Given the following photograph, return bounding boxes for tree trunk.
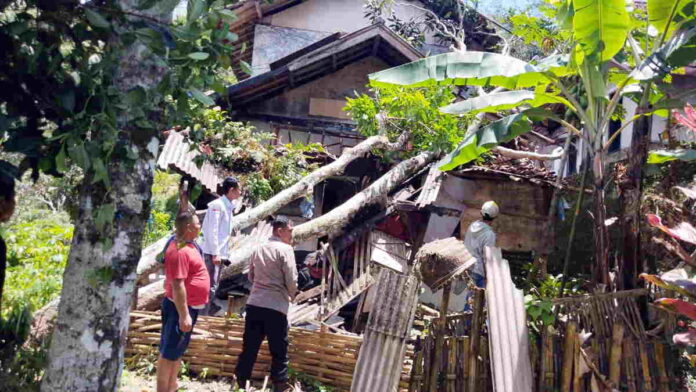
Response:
[222,150,439,276]
[41,3,172,391]
[592,150,611,289]
[619,111,652,290]
[135,279,165,311]
[230,130,411,233]
[293,150,438,242]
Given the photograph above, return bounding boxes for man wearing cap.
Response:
[463,200,499,288]
[200,177,241,315]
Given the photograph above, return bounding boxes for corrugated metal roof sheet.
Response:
[351,269,419,392]
[484,246,533,392]
[157,131,222,193]
[416,165,445,208]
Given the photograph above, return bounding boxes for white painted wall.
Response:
[267,0,439,44]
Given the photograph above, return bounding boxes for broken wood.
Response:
[609,323,624,385]
[467,288,484,392]
[231,130,412,234]
[429,282,452,392]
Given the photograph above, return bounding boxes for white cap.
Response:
[481,201,499,219]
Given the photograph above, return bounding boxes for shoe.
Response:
[233,377,248,391]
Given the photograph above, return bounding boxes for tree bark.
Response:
[41,3,172,391]
[222,150,439,277]
[619,111,652,290]
[494,145,564,161]
[230,130,411,233]
[292,150,439,243]
[135,278,165,311]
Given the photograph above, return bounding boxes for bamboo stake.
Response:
[408,349,424,392]
[654,343,669,392]
[429,283,452,392]
[480,337,488,392]
[539,326,554,392]
[639,341,653,391]
[623,341,636,392]
[561,322,577,392]
[447,338,456,392]
[573,332,582,392]
[467,289,484,392]
[423,335,433,391]
[460,337,470,392]
[609,323,625,386]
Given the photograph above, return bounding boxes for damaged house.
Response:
[126,1,689,391]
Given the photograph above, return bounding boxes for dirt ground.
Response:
[120,370,235,392]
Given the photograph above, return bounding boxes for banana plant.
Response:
[368,0,695,287]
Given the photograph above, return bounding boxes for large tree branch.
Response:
[229,130,411,233]
[494,146,565,161]
[292,150,440,243]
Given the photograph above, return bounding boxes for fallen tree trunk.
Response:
[494,146,564,161]
[293,150,439,243]
[230,130,411,233]
[135,235,170,285]
[135,279,165,311]
[222,150,439,277]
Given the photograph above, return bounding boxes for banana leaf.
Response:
[438,113,532,171]
[648,0,692,40]
[440,91,573,115]
[647,149,696,163]
[640,272,696,300]
[572,0,631,62]
[647,213,696,245]
[368,51,553,90]
[633,25,696,81]
[653,298,696,321]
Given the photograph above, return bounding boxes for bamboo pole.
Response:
[609,323,625,386]
[429,283,452,392]
[654,343,669,392]
[423,335,433,391]
[561,322,577,392]
[623,340,636,392]
[409,349,424,392]
[539,326,554,392]
[447,338,457,392]
[572,332,582,392]
[460,337,470,392]
[467,289,484,392]
[639,341,653,391]
[480,336,488,392]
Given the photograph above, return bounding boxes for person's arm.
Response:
[171,279,192,332]
[202,204,222,265]
[282,247,298,301]
[248,249,255,284]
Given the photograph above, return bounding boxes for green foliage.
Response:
[345,85,470,155]
[3,219,72,317]
[523,274,585,333]
[187,108,324,204]
[0,0,242,236]
[288,368,334,392]
[0,304,47,392]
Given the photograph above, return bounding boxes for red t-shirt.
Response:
[164,241,210,307]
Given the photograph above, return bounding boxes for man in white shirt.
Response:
[200,177,241,315]
[464,200,499,288]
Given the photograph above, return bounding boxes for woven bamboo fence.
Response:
[125,311,413,391]
[529,289,673,392]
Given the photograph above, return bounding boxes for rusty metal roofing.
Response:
[484,246,533,392]
[157,131,222,193]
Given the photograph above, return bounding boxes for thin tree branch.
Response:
[494,145,564,161]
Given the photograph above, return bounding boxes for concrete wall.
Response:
[266,0,439,44]
[251,24,332,75]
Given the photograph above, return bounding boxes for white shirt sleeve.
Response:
[202,202,222,256]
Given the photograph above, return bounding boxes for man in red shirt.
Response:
[156,211,209,392]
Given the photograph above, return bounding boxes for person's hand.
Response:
[212,256,221,266]
[179,313,193,332]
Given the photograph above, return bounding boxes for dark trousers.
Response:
[202,254,224,315]
[235,305,289,383]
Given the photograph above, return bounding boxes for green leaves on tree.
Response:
[84,8,111,30]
